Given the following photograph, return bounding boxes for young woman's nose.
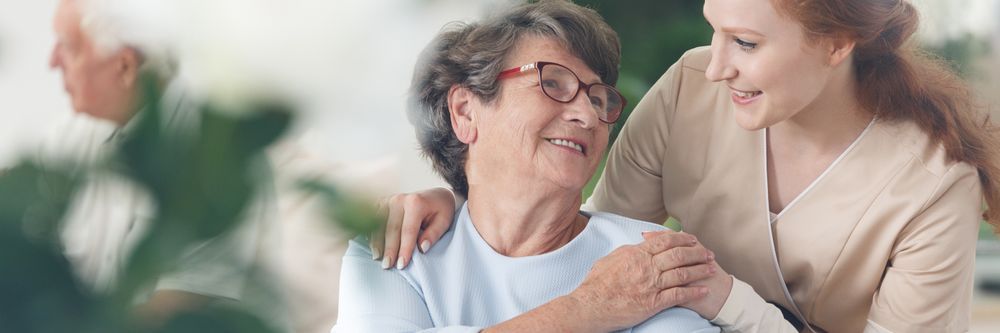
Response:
[705,34,738,82]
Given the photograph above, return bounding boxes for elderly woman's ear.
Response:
[447,85,478,144]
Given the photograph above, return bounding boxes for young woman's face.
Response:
[703,0,838,130]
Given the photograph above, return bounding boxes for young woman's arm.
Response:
[865,164,981,332]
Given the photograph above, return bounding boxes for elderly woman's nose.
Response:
[562,92,599,128]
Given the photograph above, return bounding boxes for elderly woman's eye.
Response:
[590,95,606,108]
[541,79,562,89]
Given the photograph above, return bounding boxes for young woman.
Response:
[378,0,1000,331]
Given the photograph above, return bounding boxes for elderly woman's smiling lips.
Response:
[544,136,588,156]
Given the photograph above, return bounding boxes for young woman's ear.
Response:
[826,36,856,67]
[117,47,141,88]
[447,85,478,144]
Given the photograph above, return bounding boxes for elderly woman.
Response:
[332,1,719,332]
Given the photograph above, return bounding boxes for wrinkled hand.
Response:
[568,231,716,331]
[639,232,733,319]
[372,187,457,270]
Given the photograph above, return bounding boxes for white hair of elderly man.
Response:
[72,0,177,76]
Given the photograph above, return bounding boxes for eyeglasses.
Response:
[496,61,626,124]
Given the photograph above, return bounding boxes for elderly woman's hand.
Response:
[566,231,716,331]
[372,187,457,269]
[641,231,733,319]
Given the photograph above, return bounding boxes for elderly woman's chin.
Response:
[537,138,608,193]
[536,154,602,194]
[546,172,593,194]
[509,140,604,194]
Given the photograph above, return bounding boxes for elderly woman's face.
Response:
[464,35,610,193]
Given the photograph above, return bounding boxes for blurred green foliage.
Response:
[149,306,277,333]
[115,77,292,302]
[0,62,389,330]
[982,222,998,241]
[0,72,288,332]
[578,0,711,141]
[925,33,993,78]
[0,163,106,332]
[581,0,710,199]
[0,162,79,245]
[299,179,384,236]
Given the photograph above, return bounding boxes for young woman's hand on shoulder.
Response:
[373,187,457,269]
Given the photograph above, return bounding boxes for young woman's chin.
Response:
[734,107,769,131]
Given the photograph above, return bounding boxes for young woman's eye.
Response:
[734,37,757,52]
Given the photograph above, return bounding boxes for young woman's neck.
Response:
[770,65,873,154]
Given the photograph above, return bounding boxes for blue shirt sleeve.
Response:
[331,239,482,333]
[630,308,721,333]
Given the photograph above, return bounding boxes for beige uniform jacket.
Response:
[589,47,982,333]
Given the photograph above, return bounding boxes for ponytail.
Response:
[775,0,1000,232]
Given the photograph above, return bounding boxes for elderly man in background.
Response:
[47,0,270,325]
[49,0,149,126]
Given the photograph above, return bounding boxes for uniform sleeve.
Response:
[867,164,981,333]
[332,238,480,333]
[585,60,684,223]
[710,278,798,333]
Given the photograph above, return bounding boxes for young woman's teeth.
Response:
[549,139,583,153]
[734,90,761,98]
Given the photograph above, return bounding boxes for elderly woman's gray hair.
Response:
[407,0,621,197]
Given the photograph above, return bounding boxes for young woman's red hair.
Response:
[774,0,1000,231]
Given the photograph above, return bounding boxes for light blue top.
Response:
[333,203,720,333]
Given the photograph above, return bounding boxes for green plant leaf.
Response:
[147,305,278,333]
[298,179,384,237]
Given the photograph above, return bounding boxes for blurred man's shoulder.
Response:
[37,114,118,164]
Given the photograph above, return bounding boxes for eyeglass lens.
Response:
[539,63,623,123]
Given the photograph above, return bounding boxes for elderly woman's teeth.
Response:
[548,139,583,153]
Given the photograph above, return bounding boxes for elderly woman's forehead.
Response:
[506,35,601,81]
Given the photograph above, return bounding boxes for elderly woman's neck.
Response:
[466,187,588,257]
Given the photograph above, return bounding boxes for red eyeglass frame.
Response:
[496,61,626,124]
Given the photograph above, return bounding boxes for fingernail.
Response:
[382,257,392,270]
[396,257,406,270]
[420,240,431,253]
[371,247,381,260]
[707,251,715,261]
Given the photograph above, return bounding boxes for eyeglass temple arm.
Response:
[497,63,537,79]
